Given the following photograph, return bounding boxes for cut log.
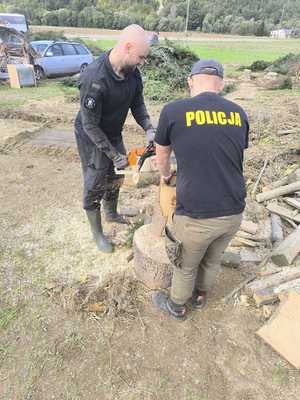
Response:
[256,181,300,203]
[253,278,300,307]
[240,220,258,235]
[277,129,299,136]
[266,203,300,224]
[236,230,264,242]
[270,168,300,189]
[230,237,259,247]
[274,277,300,294]
[133,223,172,289]
[132,171,160,188]
[240,249,262,264]
[271,226,300,266]
[246,266,300,294]
[270,213,284,244]
[283,197,300,211]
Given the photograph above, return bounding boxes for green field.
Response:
[85,37,300,65]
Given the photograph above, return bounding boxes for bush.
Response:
[142,39,198,101]
[266,53,300,75]
[248,60,271,71]
[220,82,237,96]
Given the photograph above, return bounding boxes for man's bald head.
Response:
[118,24,148,45]
[113,24,150,74]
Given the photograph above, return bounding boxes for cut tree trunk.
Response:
[133,223,172,289]
[271,226,300,266]
[256,181,300,203]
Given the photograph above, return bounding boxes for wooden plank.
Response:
[246,267,300,293]
[283,197,300,211]
[257,291,300,369]
[236,230,264,242]
[230,237,259,248]
[256,181,300,203]
[240,220,258,235]
[266,203,300,224]
[271,226,300,266]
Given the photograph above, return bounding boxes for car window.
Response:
[74,44,89,55]
[46,44,63,57]
[35,44,49,54]
[61,43,77,56]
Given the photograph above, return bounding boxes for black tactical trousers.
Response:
[75,129,125,211]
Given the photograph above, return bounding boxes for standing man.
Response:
[75,25,155,253]
[153,59,249,320]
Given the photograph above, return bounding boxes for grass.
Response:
[85,37,300,65]
[0,306,19,330]
[0,79,77,110]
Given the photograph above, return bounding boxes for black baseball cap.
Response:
[190,59,224,79]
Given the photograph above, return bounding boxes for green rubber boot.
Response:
[86,209,113,253]
[103,194,127,224]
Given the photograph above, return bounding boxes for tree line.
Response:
[0,0,299,35]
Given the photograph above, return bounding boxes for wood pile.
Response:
[241,167,300,308]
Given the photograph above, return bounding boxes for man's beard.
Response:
[121,64,137,75]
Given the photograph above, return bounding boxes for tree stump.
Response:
[133,223,173,289]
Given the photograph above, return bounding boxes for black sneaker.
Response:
[152,292,186,321]
[190,290,207,310]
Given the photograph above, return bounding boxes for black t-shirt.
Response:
[155,92,249,219]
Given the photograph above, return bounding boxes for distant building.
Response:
[270,28,292,39]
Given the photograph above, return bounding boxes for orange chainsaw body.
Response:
[127,146,146,167]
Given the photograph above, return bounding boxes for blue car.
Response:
[30,40,94,79]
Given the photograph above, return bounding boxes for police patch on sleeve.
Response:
[84,96,97,110]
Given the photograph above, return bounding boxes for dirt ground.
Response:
[0,74,300,400]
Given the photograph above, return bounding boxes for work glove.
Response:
[112,153,129,170]
[146,127,156,143]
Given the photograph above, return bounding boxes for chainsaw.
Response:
[115,142,156,174]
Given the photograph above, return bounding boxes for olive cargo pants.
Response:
[170,213,243,305]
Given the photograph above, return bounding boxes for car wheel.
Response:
[34,66,45,81]
[80,63,88,73]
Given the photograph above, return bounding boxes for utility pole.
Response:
[185,0,190,34]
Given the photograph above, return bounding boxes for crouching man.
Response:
[153,59,249,320]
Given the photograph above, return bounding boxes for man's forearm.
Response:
[155,144,172,177]
[81,113,118,160]
[131,103,153,131]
